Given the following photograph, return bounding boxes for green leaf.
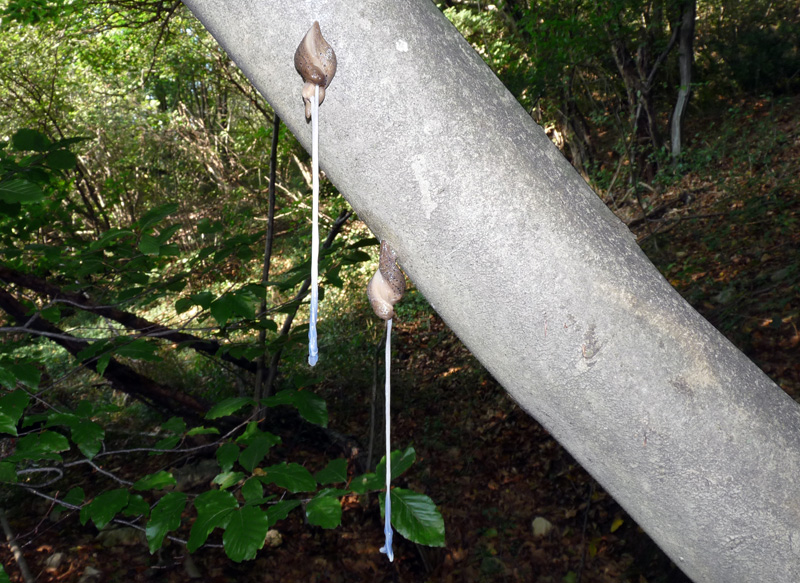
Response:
[70,419,104,460]
[213,471,245,490]
[12,430,69,462]
[11,129,50,152]
[216,442,240,472]
[115,339,159,361]
[340,250,372,265]
[155,223,181,245]
[238,433,280,473]
[138,234,160,256]
[133,471,177,491]
[0,462,17,483]
[91,228,134,250]
[191,291,214,309]
[376,447,416,482]
[210,295,234,326]
[80,489,129,530]
[186,426,219,437]
[59,487,85,509]
[241,478,263,502]
[138,203,179,231]
[188,489,238,552]
[610,517,624,533]
[0,179,44,204]
[0,563,10,583]
[349,471,381,495]
[235,422,260,445]
[40,304,61,323]
[0,389,29,435]
[260,462,316,493]
[206,397,253,420]
[124,494,150,517]
[76,339,111,362]
[0,367,16,391]
[7,364,40,389]
[146,492,187,553]
[152,435,180,451]
[314,458,348,485]
[262,389,327,427]
[384,488,445,547]
[230,290,256,320]
[197,218,223,235]
[174,296,191,314]
[96,353,112,377]
[265,500,300,527]
[160,417,186,434]
[291,373,322,390]
[222,506,270,562]
[45,148,76,170]
[306,494,342,529]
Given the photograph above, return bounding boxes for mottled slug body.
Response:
[367,242,406,320]
[294,21,337,119]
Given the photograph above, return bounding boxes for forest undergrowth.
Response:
[1,94,798,583]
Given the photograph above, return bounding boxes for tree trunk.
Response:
[180,2,800,582]
[671,0,697,162]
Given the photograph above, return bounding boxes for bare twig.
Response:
[0,507,35,583]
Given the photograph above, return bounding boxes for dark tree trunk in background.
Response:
[671,0,696,162]
[181,2,800,582]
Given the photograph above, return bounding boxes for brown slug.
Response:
[367,242,406,321]
[294,21,337,119]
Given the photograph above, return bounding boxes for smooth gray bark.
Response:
[181,2,800,581]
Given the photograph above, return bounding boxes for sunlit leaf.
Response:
[133,471,177,491]
[213,471,245,490]
[383,488,445,547]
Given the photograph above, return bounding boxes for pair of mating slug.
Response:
[295,22,406,562]
[294,22,405,317]
[294,22,405,346]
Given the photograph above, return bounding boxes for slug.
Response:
[367,242,406,321]
[294,21,337,119]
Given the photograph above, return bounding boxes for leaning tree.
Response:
[181,2,800,582]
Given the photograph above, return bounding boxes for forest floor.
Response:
[1,95,798,582]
